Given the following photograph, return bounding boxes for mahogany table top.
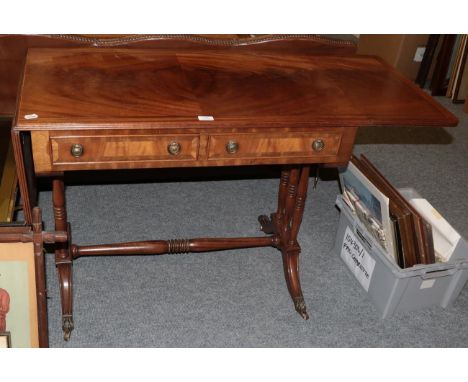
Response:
[14,48,458,131]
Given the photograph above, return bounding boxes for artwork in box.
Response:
[0,243,39,347]
[339,162,397,263]
[408,198,461,262]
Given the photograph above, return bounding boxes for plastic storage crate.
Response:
[334,189,468,318]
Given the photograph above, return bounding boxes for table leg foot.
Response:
[282,248,309,320]
[57,260,74,340]
[293,296,309,320]
[62,315,74,341]
[53,178,75,341]
[258,214,275,234]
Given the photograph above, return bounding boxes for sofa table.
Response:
[11,44,457,344]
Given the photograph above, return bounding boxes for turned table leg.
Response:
[259,165,310,320]
[52,178,74,340]
[283,165,310,320]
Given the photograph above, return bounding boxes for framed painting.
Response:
[0,242,39,347]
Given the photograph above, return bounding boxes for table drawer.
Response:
[207,132,342,160]
[50,134,199,165]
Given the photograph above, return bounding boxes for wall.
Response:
[357,34,429,80]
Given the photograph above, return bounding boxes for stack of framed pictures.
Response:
[339,155,436,268]
[417,34,468,104]
[339,157,395,259]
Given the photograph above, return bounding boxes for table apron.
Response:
[30,127,358,173]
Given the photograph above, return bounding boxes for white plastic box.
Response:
[334,189,468,318]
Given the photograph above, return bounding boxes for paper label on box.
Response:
[341,226,376,292]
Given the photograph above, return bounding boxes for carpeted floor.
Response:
[37,96,468,347]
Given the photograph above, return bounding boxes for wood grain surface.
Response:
[0,34,357,117]
[14,48,458,131]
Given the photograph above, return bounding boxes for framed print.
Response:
[339,161,397,263]
[0,242,39,347]
[0,332,12,348]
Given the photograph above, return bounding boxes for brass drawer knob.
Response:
[167,141,181,156]
[312,139,325,152]
[225,140,239,154]
[70,143,84,158]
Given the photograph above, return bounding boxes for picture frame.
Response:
[0,241,39,347]
[339,161,397,263]
[0,331,12,348]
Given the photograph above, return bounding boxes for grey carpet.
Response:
[37,96,468,347]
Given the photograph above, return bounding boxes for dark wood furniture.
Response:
[0,34,357,230]
[12,39,457,344]
[0,34,357,118]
